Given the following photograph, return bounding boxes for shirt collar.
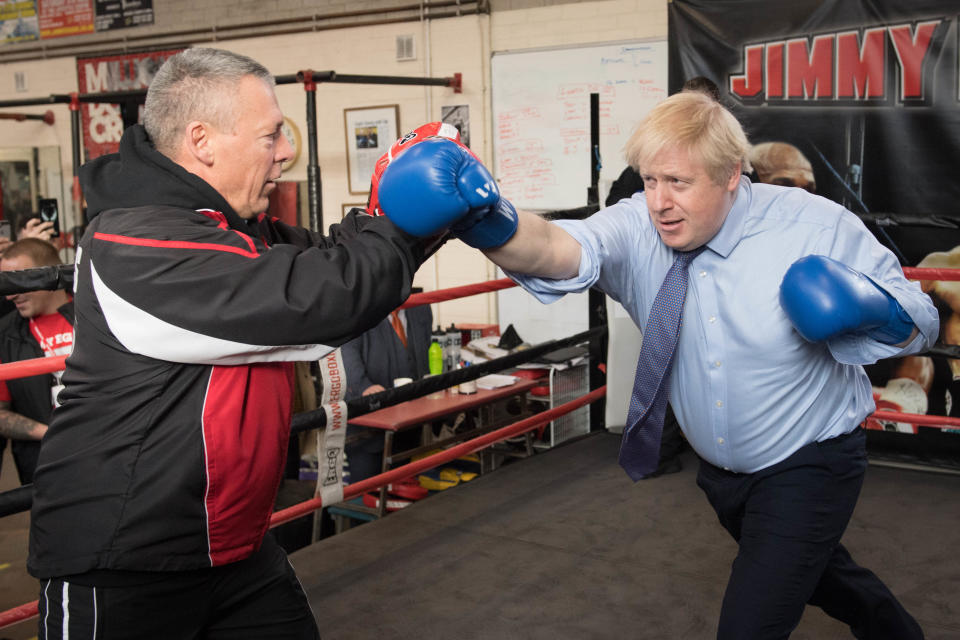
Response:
[705,175,752,259]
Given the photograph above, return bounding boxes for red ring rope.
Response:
[0,601,38,628]
[902,267,960,281]
[270,385,606,527]
[398,277,516,308]
[0,277,518,382]
[0,355,66,382]
[0,266,953,383]
[869,409,960,428]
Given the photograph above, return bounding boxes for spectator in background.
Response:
[749,141,817,193]
[0,215,63,318]
[17,214,58,243]
[331,119,461,484]
[341,302,433,481]
[0,238,73,483]
[0,214,59,256]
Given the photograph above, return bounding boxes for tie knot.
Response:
[675,245,706,267]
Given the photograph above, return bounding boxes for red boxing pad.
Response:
[366,121,475,215]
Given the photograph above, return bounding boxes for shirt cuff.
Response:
[504,220,600,303]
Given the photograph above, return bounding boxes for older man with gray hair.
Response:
[28,47,429,639]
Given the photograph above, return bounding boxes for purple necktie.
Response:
[619,246,705,481]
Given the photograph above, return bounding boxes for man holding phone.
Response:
[36,199,60,238]
[0,212,59,256]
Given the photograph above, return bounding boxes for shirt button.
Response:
[716,400,723,408]
[699,270,707,277]
[714,361,722,367]
[717,437,725,444]
[709,316,717,323]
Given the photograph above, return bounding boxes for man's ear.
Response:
[725,161,742,192]
[184,120,215,167]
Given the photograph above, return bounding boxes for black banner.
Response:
[670,1,960,465]
[94,0,154,32]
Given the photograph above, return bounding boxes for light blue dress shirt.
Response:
[508,177,939,473]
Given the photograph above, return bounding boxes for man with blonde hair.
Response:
[375,90,935,638]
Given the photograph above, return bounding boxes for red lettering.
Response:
[889,20,941,100]
[836,28,885,99]
[765,42,784,99]
[787,35,834,99]
[330,405,343,429]
[730,44,764,98]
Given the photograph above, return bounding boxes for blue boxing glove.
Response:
[779,255,915,344]
[376,137,518,249]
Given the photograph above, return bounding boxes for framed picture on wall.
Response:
[341,202,366,218]
[344,104,399,194]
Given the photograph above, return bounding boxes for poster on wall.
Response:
[441,105,470,148]
[343,105,399,194]
[39,0,94,38]
[669,0,960,462]
[94,0,152,31]
[0,0,39,44]
[76,48,181,161]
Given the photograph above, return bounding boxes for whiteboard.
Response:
[492,40,667,212]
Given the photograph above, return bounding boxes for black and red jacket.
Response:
[28,125,426,578]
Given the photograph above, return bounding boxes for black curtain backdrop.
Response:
[670,0,960,464]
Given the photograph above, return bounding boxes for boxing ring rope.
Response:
[398,277,516,308]
[0,355,66,382]
[1,264,960,417]
[0,324,604,523]
[869,411,960,429]
[0,277,520,384]
[273,387,606,527]
[902,267,960,281]
[0,263,953,301]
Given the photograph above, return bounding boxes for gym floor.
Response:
[0,434,957,639]
[292,431,960,639]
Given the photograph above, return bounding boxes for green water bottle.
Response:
[428,339,443,375]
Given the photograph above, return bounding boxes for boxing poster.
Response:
[75,48,181,161]
[0,0,39,44]
[38,0,94,38]
[669,0,960,463]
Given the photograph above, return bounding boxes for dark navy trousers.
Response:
[696,428,923,640]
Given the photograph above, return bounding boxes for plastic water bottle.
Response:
[428,339,443,376]
[446,324,461,373]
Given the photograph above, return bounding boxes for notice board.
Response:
[491,40,667,212]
